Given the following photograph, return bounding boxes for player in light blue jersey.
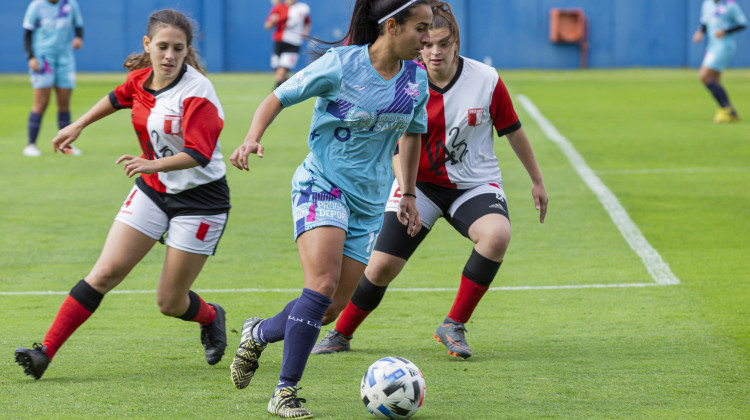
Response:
[22,0,84,157]
[693,0,747,123]
[229,0,431,417]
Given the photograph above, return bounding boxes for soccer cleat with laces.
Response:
[15,343,50,379]
[230,317,266,389]
[200,303,227,365]
[310,329,352,354]
[267,386,313,419]
[434,318,472,359]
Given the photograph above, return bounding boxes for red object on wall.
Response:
[550,8,589,68]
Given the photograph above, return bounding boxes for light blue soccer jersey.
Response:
[22,0,83,55]
[701,0,747,50]
[274,45,429,218]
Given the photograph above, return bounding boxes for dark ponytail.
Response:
[313,0,429,52]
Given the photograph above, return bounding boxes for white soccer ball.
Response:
[360,357,426,419]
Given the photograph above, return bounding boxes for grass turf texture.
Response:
[0,69,748,418]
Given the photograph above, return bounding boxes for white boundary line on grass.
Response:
[0,97,681,297]
[516,94,680,286]
[0,283,662,296]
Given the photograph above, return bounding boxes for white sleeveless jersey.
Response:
[109,64,226,194]
[417,57,520,189]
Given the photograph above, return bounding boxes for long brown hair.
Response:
[428,0,460,57]
[123,9,205,74]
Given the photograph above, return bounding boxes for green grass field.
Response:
[0,69,748,419]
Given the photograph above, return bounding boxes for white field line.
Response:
[0,283,662,296]
[516,94,680,286]
[0,97,681,297]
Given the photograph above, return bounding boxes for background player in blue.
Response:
[22,0,84,157]
[693,0,747,123]
[228,0,431,417]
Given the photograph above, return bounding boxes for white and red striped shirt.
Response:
[417,57,520,189]
[109,64,226,194]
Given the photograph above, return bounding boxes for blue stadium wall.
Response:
[2,0,749,73]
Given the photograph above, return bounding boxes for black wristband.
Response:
[402,193,416,198]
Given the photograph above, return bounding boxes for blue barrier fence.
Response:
[2,0,748,73]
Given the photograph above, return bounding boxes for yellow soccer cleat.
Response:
[714,107,739,123]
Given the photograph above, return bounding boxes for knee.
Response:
[364,259,399,287]
[156,296,183,317]
[86,264,128,292]
[700,72,717,86]
[475,228,511,261]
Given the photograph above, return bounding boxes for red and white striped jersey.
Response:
[417,57,520,189]
[109,64,226,194]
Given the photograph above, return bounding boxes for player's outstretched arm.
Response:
[506,127,548,223]
[230,93,284,171]
[51,95,117,154]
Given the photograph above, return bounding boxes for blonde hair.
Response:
[123,9,205,74]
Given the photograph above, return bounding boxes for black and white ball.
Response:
[361,357,426,419]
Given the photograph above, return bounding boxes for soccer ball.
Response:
[361,357,426,419]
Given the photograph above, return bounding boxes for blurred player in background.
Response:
[264,0,289,88]
[15,9,229,380]
[228,0,431,417]
[267,0,311,88]
[22,0,84,157]
[693,0,747,123]
[312,0,548,360]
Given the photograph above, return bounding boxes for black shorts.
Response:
[374,181,509,260]
[273,41,301,56]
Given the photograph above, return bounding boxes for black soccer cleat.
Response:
[15,343,50,380]
[200,303,227,365]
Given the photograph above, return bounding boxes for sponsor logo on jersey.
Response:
[468,108,484,126]
[346,107,379,131]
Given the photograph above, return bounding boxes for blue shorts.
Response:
[702,44,735,72]
[291,164,383,264]
[30,51,76,89]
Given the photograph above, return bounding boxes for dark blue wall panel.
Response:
[2,0,749,73]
